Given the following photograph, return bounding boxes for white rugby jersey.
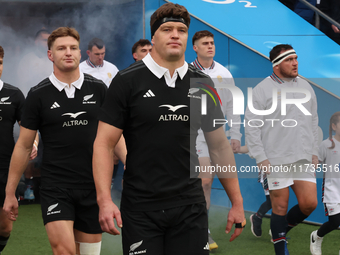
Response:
[79,59,118,87]
[319,138,340,203]
[191,59,242,143]
[245,73,318,165]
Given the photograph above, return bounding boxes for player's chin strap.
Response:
[235,219,246,228]
[272,49,297,67]
[76,241,102,255]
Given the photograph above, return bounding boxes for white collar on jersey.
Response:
[0,79,3,91]
[143,53,188,88]
[49,71,84,98]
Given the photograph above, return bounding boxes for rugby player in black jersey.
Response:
[0,45,35,254]
[93,3,245,255]
[3,28,125,255]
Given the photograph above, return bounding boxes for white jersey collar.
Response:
[49,71,84,98]
[0,80,3,91]
[143,53,188,88]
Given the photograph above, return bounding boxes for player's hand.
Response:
[312,155,318,169]
[3,195,19,221]
[231,139,241,153]
[225,203,245,242]
[29,144,38,160]
[332,24,340,33]
[98,200,122,235]
[257,159,271,174]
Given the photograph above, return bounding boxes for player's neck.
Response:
[53,67,80,86]
[151,51,185,78]
[197,56,213,69]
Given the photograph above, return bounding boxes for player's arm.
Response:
[204,126,245,242]
[244,87,270,172]
[93,121,124,235]
[30,132,39,160]
[311,88,319,167]
[17,121,39,160]
[114,135,127,165]
[223,86,242,153]
[4,126,37,221]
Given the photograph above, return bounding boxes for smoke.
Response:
[0,0,143,95]
[0,0,143,139]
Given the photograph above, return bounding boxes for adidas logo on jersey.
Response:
[143,89,155,98]
[203,242,209,250]
[47,203,61,216]
[0,96,11,104]
[50,102,60,109]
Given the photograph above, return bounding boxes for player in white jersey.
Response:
[245,44,319,255]
[79,38,119,87]
[310,112,340,255]
[191,30,242,250]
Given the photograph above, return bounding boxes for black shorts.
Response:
[121,203,209,255]
[40,187,102,234]
[0,172,8,206]
[0,184,5,207]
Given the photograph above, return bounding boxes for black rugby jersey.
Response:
[0,83,25,172]
[100,61,223,211]
[21,74,107,189]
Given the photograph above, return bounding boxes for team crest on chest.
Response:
[0,96,11,104]
[83,94,96,104]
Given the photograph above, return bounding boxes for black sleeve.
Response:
[99,73,130,129]
[15,88,25,123]
[20,88,41,131]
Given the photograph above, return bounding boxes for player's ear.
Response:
[193,44,197,52]
[132,53,137,61]
[47,50,53,62]
[86,50,91,57]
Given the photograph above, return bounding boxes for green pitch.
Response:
[3,204,339,254]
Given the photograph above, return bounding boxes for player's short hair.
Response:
[131,39,151,54]
[47,27,80,50]
[269,44,293,62]
[35,29,50,40]
[88,38,105,51]
[192,30,214,45]
[0,45,4,58]
[150,3,190,35]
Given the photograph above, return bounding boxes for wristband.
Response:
[235,219,246,228]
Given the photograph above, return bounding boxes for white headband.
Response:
[272,49,297,67]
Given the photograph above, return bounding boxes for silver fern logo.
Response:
[83,94,96,104]
[83,94,94,101]
[1,97,9,102]
[48,203,58,212]
[0,96,11,104]
[129,240,143,252]
[47,203,61,215]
